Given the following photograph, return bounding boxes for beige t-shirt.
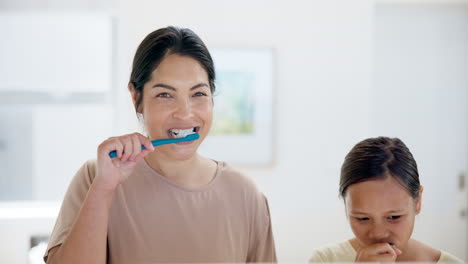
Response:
[44,159,276,263]
[309,240,464,263]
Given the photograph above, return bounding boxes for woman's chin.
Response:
[165,147,199,161]
[146,140,201,161]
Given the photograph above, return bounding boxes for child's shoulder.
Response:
[309,239,356,263]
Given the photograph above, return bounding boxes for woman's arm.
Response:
[46,133,154,264]
[47,184,114,264]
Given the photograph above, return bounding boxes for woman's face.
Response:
[344,176,422,251]
[134,53,213,161]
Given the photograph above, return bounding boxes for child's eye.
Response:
[388,215,401,220]
[156,93,171,98]
[356,217,369,221]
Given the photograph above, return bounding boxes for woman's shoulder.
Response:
[217,161,256,185]
[309,240,356,263]
[80,159,98,181]
[215,161,263,195]
[67,159,98,189]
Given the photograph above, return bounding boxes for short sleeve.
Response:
[308,240,357,262]
[247,194,277,263]
[439,251,464,263]
[309,250,327,263]
[43,160,97,262]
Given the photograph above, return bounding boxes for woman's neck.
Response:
[144,152,217,188]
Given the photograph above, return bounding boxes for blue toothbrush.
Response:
[108,133,200,158]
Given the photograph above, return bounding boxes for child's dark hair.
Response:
[340,137,421,199]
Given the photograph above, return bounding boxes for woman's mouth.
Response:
[168,127,199,138]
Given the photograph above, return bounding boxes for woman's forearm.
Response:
[48,184,114,264]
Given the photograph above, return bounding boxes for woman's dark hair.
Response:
[339,137,421,199]
[129,26,215,112]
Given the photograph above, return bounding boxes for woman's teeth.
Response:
[169,128,196,138]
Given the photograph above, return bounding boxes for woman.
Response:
[44,26,276,264]
[309,137,463,262]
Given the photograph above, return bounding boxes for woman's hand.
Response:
[94,133,154,193]
[355,243,402,262]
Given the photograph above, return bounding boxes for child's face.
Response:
[345,176,421,252]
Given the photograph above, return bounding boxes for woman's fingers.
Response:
[98,137,123,160]
[94,132,155,193]
[98,133,154,165]
[119,135,133,162]
[137,133,155,152]
[129,133,142,161]
[133,149,151,163]
[132,134,154,162]
[111,133,154,162]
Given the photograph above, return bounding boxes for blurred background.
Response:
[0,0,467,263]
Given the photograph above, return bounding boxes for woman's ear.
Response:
[128,83,140,112]
[416,186,424,214]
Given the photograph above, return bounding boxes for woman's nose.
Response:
[172,99,193,119]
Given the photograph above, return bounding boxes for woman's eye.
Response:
[156,93,171,98]
[193,92,208,97]
[388,215,401,220]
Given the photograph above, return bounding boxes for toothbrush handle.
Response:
[108,133,200,158]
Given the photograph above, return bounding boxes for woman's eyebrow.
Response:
[151,83,209,90]
[152,83,175,90]
[190,83,209,90]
